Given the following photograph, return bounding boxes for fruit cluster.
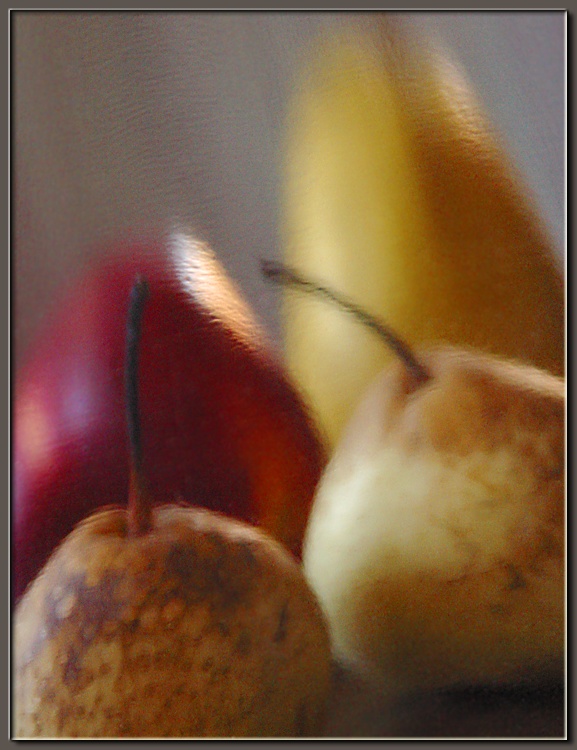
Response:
[14,238,332,738]
[13,21,564,739]
[14,233,326,603]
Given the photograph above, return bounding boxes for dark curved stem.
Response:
[261,260,431,386]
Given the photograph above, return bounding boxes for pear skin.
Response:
[15,506,332,738]
[303,346,564,694]
[282,19,564,446]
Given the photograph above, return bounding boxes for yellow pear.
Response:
[266,263,565,695]
[282,18,564,447]
[303,345,565,694]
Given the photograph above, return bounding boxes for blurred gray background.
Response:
[13,11,565,367]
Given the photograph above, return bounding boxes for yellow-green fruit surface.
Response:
[282,21,564,446]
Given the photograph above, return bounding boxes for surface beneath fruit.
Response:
[323,662,564,738]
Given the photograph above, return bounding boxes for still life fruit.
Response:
[14,277,332,738]
[13,231,326,604]
[13,17,565,739]
[268,265,564,694]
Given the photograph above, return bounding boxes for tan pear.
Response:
[14,505,332,738]
[265,263,565,694]
[303,345,564,693]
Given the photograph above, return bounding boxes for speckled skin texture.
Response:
[303,347,565,693]
[14,507,332,738]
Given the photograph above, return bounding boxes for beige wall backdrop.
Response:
[13,12,565,367]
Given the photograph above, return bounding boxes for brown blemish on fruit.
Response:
[26,568,134,691]
[129,652,153,672]
[274,602,289,643]
[294,700,309,736]
[120,603,140,625]
[63,647,81,685]
[504,563,526,591]
[164,543,198,582]
[235,539,258,569]
[77,572,124,629]
[57,702,73,734]
[153,649,181,668]
[163,538,249,612]
[142,682,157,697]
[235,631,251,655]
[161,598,185,625]
[406,348,565,461]
[540,463,563,481]
[126,617,140,634]
[138,606,159,630]
[203,656,216,672]
[103,706,115,720]
[536,531,563,560]
[101,619,119,637]
[194,716,206,735]
[74,667,97,691]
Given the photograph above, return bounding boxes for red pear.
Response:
[14,230,326,603]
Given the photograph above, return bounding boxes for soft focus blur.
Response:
[13,12,565,368]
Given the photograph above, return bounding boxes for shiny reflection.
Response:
[169,230,267,351]
[16,387,53,477]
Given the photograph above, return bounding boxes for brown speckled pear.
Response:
[14,506,332,738]
[303,345,565,693]
[14,277,331,738]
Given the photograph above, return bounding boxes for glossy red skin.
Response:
[14,232,327,603]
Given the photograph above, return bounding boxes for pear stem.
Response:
[125,276,153,536]
[261,260,431,386]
